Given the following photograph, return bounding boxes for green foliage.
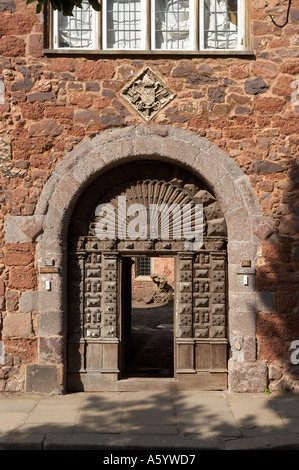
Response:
[26,0,101,16]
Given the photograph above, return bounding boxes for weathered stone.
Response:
[172,65,197,78]
[11,78,34,92]
[28,92,56,103]
[228,360,268,392]
[253,221,274,240]
[25,364,60,394]
[251,61,278,79]
[235,107,251,114]
[37,311,63,336]
[208,86,226,103]
[244,77,268,95]
[269,365,282,380]
[256,96,285,113]
[0,12,35,35]
[21,219,43,241]
[101,114,125,126]
[279,214,299,237]
[28,34,43,58]
[0,0,16,11]
[5,290,19,311]
[19,291,39,313]
[29,119,62,137]
[4,242,34,266]
[5,216,44,243]
[39,337,64,363]
[74,110,100,124]
[0,36,25,56]
[3,313,32,338]
[186,74,217,86]
[249,160,284,174]
[86,81,100,91]
[8,266,37,290]
[76,61,115,81]
[244,337,256,362]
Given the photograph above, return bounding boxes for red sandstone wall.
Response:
[0,0,298,392]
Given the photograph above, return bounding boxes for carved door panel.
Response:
[175,249,227,388]
[67,237,120,391]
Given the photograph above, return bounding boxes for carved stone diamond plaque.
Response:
[121,67,176,121]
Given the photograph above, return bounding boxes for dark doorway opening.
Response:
[121,256,174,378]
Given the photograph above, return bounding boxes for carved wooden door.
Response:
[67,161,228,391]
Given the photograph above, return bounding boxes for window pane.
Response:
[203,0,238,49]
[58,1,94,48]
[137,257,151,276]
[155,0,191,50]
[106,0,142,49]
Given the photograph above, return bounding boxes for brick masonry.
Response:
[0,0,298,393]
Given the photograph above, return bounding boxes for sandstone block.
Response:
[279,214,299,237]
[0,36,25,56]
[8,266,37,290]
[28,34,43,58]
[5,216,44,243]
[76,61,115,81]
[74,110,100,124]
[86,81,100,91]
[0,0,15,11]
[256,97,285,114]
[253,221,274,241]
[249,160,284,174]
[101,114,125,126]
[4,242,34,266]
[208,86,226,103]
[37,311,63,336]
[29,119,62,137]
[252,61,278,78]
[11,78,34,92]
[39,336,64,364]
[3,312,32,338]
[28,92,56,103]
[228,360,268,392]
[25,364,60,394]
[21,218,43,241]
[244,337,257,362]
[244,77,268,95]
[19,291,39,313]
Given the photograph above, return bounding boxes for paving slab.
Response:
[76,393,123,433]
[122,392,177,434]
[0,391,298,450]
[225,393,286,436]
[270,395,299,417]
[174,392,240,436]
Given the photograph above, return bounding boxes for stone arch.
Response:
[27,124,271,393]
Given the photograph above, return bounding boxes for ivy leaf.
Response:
[27,0,101,15]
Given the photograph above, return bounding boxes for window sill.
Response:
[134,275,153,281]
[44,48,255,57]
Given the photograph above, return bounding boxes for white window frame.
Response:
[151,0,196,51]
[51,0,247,53]
[53,3,98,50]
[199,0,245,51]
[102,0,147,50]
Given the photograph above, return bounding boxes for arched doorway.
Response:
[26,124,268,394]
[67,160,228,391]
